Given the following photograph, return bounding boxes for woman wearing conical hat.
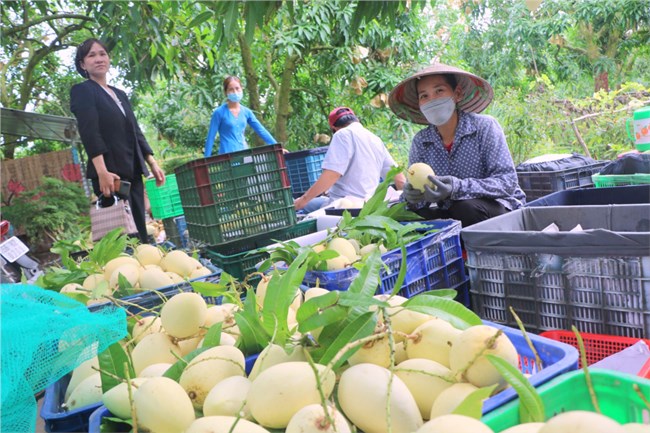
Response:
[389,63,525,227]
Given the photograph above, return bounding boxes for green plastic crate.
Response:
[175,145,296,246]
[592,173,650,188]
[145,174,184,219]
[204,219,318,285]
[482,369,650,431]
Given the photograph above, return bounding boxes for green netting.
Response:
[1,284,126,433]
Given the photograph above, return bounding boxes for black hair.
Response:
[441,73,458,90]
[74,38,109,78]
[333,113,359,128]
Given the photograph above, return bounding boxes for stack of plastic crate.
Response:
[175,145,296,247]
[203,219,319,286]
[463,204,650,338]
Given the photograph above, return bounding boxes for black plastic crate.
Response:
[463,204,650,338]
[517,161,609,200]
[526,185,650,207]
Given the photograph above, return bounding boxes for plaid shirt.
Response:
[408,110,525,210]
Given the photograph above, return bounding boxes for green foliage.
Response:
[5,0,650,171]
[488,80,649,163]
[36,228,129,293]
[259,171,427,273]
[1,177,89,248]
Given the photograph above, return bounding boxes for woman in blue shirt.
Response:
[204,76,277,156]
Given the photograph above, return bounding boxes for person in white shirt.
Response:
[294,107,405,213]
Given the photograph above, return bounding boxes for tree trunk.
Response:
[594,71,609,92]
[238,33,265,147]
[275,54,300,144]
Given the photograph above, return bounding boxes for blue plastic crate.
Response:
[87,263,222,315]
[482,321,579,414]
[302,219,470,306]
[85,322,578,431]
[284,146,328,197]
[42,278,248,433]
[61,354,260,433]
[41,373,97,433]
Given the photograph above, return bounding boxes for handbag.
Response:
[90,195,138,241]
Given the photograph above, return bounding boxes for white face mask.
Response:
[420,97,456,126]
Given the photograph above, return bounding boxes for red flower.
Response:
[61,163,82,182]
[7,179,25,195]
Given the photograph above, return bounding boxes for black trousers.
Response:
[414,198,509,228]
[92,176,148,243]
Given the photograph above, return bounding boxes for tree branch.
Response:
[572,100,650,122]
[559,43,589,57]
[2,13,93,38]
[265,51,279,93]
[20,24,84,108]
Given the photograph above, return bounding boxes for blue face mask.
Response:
[227,92,243,103]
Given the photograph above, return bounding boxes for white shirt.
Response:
[322,122,397,201]
[100,85,125,116]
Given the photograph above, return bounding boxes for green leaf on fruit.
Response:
[417,289,457,299]
[100,417,132,432]
[388,244,408,296]
[202,322,223,348]
[163,347,210,382]
[315,311,377,368]
[61,292,90,305]
[486,354,545,423]
[234,289,270,353]
[99,342,134,394]
[296,290,341,332]
[402,296,482,330]
[337,291,389,308]
[347,249,382,297]
[191,281,229,297]
[261,250,309,346]
[452,384,498,419]
[88,228,128,267]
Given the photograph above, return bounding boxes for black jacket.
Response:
[70,79,153,180]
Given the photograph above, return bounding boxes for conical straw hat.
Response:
[388,63,494,125]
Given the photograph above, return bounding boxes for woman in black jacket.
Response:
[71,38,165,242]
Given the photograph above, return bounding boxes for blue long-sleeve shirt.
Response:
[204,104,277,156]
[408,110,526,211]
